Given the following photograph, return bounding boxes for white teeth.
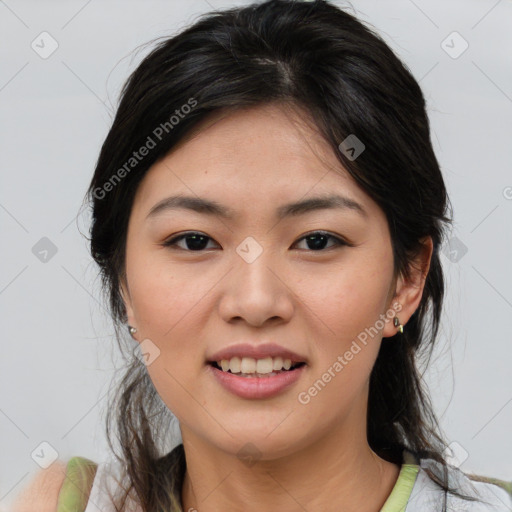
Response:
[272,357,283,371]
[217,356,297,374]
[229,356,241,373]
[240,357,256,373]
[256,357,273,374]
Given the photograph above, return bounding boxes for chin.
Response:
[204,428,305,463]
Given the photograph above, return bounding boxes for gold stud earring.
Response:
[128,325,138,338]
[393,317,404,334]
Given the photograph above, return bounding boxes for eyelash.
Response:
[162,230,350,252]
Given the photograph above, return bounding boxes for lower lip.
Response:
[207,364,306,399]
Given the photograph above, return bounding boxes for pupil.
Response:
[186,234,209,251]
[306,234,328,250]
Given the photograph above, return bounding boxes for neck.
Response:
[180,426,400,512]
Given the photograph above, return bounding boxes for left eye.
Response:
[162,231,348,252]
[294,231,347,251]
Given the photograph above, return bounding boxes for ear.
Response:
[119,279,137,335]
[382,236,433,338]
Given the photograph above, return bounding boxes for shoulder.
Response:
[11,456,99,512]
[11,459,68,512]
[408,459,512,511]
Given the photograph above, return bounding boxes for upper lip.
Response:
[207,343,307,365]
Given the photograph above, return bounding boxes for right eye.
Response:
[162,232,219,251]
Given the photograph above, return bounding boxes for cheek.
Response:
[128,255,208,339]
[303,261,393,343]
[126,257,211,396]
[296,254,394,400]
[146,357,196,422]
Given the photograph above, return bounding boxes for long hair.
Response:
[84,1,485,509]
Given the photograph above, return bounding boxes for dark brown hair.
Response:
[84,0,487,510]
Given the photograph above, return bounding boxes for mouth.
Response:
[207,357,307,378]
[206,356,308,399]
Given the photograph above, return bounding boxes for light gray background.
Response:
[1,0,511,507]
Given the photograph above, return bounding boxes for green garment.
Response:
[57,456,98,512]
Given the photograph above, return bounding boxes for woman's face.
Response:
[121,103,419,460]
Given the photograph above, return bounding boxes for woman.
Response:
[13,0,512,510]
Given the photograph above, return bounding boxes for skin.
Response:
[121,103,433,512]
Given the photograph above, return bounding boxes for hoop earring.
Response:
[393,317,404,334]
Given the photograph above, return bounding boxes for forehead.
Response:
[130,104,377,221]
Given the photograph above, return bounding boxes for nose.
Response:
[217,247,295,327]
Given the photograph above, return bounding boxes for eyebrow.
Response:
[146,193,367,221]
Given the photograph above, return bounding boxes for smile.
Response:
[207,359,307,399]
[210,356,306,376]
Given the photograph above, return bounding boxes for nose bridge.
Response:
[219,236,293,325]
[235,235,280,295]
